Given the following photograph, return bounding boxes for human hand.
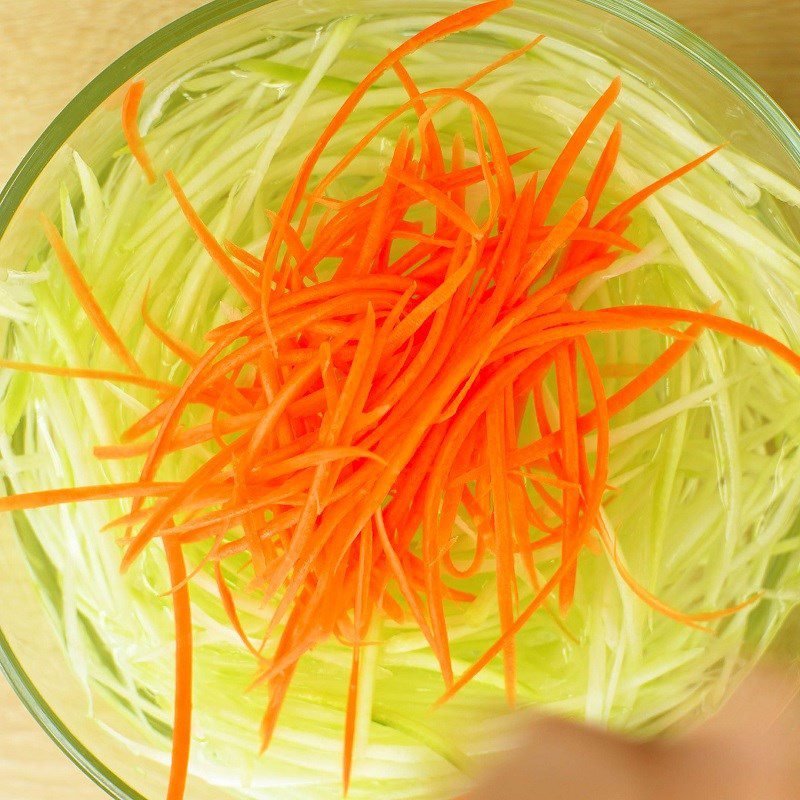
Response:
[467,668,800,800]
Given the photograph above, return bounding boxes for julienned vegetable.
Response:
[3,2,800,799]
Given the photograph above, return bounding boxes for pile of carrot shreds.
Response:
[3,1,800,797]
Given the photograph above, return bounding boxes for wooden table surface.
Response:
[0,1,798,798]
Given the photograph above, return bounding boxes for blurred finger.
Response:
[467,716,652,800]
[467,667,800,800]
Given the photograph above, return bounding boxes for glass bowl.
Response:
[1,2,799,799]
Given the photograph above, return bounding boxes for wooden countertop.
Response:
[0,1,798,798]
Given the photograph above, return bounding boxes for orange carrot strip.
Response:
[489,315,690,366]
[257,347,299,448]
[508,196,589,305]
[41,215,144,376]
[122,80,156,184]
[387,255,475,350]
[266,210,309,265]
[122,319,253,511]
[259,662,299,753]
[436,314,520,423]
[163,540,193,800]
[411,356,549,675]
[391,62,445,178]
[563,226,638,252]
[214,563,262,659]
[437,549,580,705]
[469,105,504,231]
[554,343,581,612]
[347,132,412,276]
[242,328,356,464]
[602,305,800,374]
[486,397,517,706]
[100,406,264,459]
[123,447,235,569]
[576,336,610,539]
[389,228,457,248]
[0,359,170,391]
[165,170,261,307]
[595,515,759,628]
[373,239,474,421]
[166,498,303,542]
[0,481,179,512]
[503,388,534,597]
[599,145,724,230]
[599,362,648,378]
[313,31,537,212]
[500,322,706,474]
[514,469,579,492]
[390,168,482,237]
[255,446,386,482]
[269,275,414,315]
[421,495,454,687]
[141,288,201,366]
[585,122,623,220]
[375,507,434,643]
[250,622,325,686]
[224,240,266,274]
[532,77,622,224]
[450,133,466,210]
[101,491,230,532]
[444,512,487,579]
[343,521,372,795]
[328,148,532,226]
[459,35,544,90]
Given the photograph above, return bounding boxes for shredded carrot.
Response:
[214,562,262,658]
[225,239,266,274]
[0,481,179,512]
[141,288,201,367]
[532,77,622,224]
[599,145,724,231]
[509,196,588,304]
[0,359,171,391]
[554,344,580,612]
[165,171,261,307]
[585,122,623,220]
[392,62,445,180]
[602,305,800,374]
[390,168,482,237]
[41,216,144,376]
[122,80,156,184]
[486,397,517,706]
[164,541,193,800]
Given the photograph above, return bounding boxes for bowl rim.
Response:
[1,1,799,798]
